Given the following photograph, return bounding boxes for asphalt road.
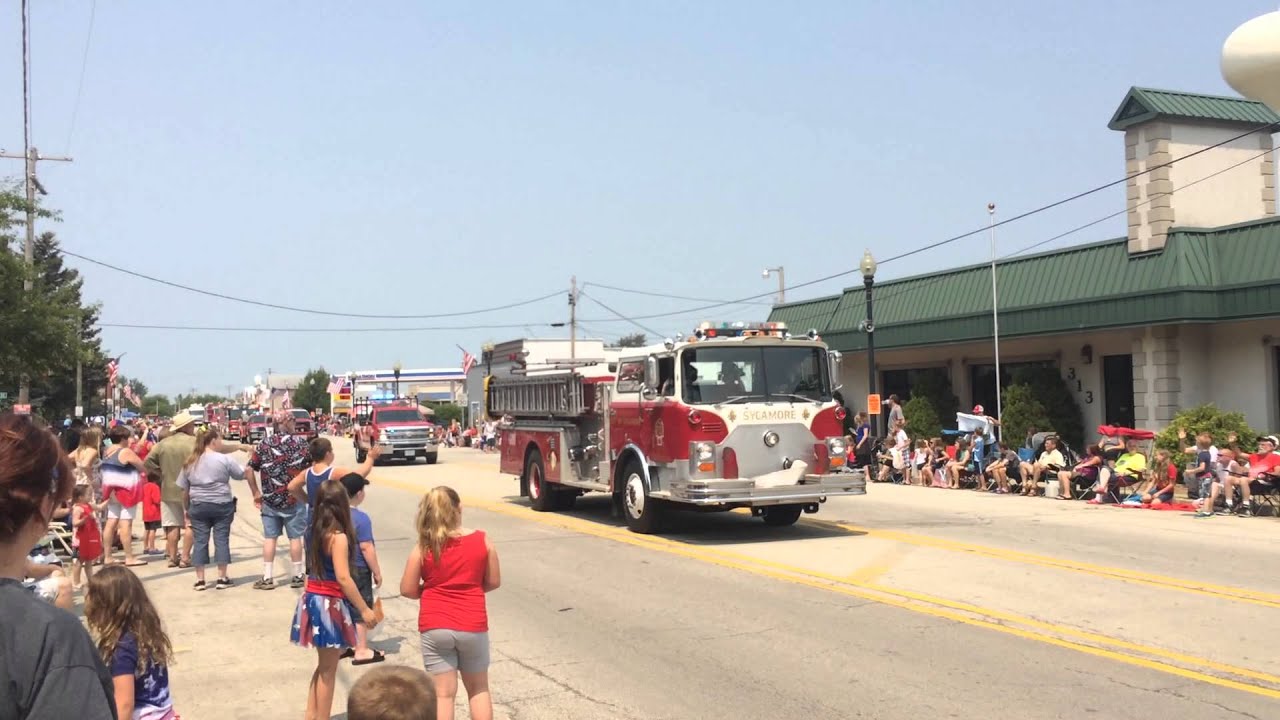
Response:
[352,443,1279,719]
[147,440,1280,719]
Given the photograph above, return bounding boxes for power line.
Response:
[99,321,559,333]
[64,0,97,153]
[572,120,1279,325]
[60,248,563,319]
[577,290,663,337]
[581,281,773,306]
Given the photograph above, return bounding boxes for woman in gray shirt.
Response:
[177,428,246,591]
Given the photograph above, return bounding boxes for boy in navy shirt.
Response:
[340,474,385,664]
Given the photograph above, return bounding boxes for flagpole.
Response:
[988,203,1002,441]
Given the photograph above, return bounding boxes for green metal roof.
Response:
[770,216,1280,353]
[1108,87,1280,131]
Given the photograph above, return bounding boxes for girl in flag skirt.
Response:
[291,480,379,720]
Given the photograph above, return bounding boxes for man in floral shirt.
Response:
[245,413,310,589]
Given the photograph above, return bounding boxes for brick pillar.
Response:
[1131,325,1180,431]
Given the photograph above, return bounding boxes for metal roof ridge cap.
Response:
[770,294,842,309]
[1131,86,1272,104]
[1167,215,1280,234]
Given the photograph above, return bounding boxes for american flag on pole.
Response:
[106,359,119,385]
[461,348,477,375]
[326,377,342,394]
[123,384,140,407]
[281,391,293,409]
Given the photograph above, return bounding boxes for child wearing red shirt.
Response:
[141,477,162,555]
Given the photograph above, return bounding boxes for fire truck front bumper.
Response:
[667,469,867,506]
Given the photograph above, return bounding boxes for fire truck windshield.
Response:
[680,346,830,405]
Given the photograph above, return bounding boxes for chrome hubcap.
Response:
[624,473,645,519]
[529,463,542,499]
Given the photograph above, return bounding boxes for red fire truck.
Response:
[493,322,866,533]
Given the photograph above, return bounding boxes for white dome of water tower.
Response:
[1223,12,1280,111]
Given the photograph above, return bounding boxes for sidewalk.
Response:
[125,482,420,720]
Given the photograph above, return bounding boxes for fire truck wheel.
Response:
[760,505,803,527]
[525,450,557,512]
[621,462,663,534]
[424,452,439,465]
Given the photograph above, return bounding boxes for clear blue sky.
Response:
[2,1,1270,396]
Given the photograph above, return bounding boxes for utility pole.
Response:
[3,0,72,406]
[569,276,578,361]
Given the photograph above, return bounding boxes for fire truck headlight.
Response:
[378,430,389,443]
[693,442,715,462]
[827,436,847,457]
[763,431,780,448]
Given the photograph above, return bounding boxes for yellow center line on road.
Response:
[370,473,1280,699]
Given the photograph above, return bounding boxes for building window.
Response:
[969,361,1053,417]
[881,367,950,406]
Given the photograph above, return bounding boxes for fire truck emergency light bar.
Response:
[692,321,813,340]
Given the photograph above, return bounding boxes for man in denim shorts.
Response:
[245,414,310,589]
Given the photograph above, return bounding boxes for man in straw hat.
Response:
[145,411,251,568]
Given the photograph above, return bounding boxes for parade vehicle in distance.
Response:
[225,406,246,440]
[186,404,208,427]
[247,413,269,444]
[290,409,317,440]
[490,321,867,534]
[359,401,440,465]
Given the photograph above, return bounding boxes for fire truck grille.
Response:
[388,428,429,441]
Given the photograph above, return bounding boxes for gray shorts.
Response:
[420,629,490,674]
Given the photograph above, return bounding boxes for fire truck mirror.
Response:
[642,355,660,399]
[828,351,844,391]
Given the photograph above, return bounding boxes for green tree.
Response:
[141,394,176,417]
[292,368,332,414]
[1011,365,1084,448]
[902,394,941,441]
[616,333,647,348]
[1154,404,1258,456]
[910,368,959,427]
[429,402,464,426]
[1000,384,1051,448]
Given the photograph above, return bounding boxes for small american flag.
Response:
[123,384,140,407]
[461,349,477,375]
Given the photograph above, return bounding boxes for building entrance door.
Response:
[1102,354,1135,428]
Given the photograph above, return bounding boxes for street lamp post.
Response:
[762,267,785,305]
[392,361,403,399]
[860,250,879,440]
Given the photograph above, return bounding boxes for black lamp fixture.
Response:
[860,250,879,439]
[392,360,403,398]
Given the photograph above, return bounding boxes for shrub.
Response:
[1000,384,1051,448]
[1153,404,1257,456]
[903,394,941,442]
[1011,365,1084,448]
[910,368,959,428]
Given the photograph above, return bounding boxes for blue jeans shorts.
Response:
[261,503,308,540]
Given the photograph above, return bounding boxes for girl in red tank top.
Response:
[400,486,502,720]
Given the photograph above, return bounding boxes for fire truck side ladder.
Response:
[487,374,586,419]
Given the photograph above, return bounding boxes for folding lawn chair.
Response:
[1249,472,1280,516]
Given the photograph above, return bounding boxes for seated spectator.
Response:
[1020,436,1065,497]
[1136,449,1177,505]
[1239,434,1280,516]
[929,438,949,487]
[1197,447,1248,517]
[22,557,73,611]
[946,438,971,490]
[1093,438,1146,503]
[985,441,1021,494]
[1063,444,1104,501]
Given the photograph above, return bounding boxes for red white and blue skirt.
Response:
[291,579,357,649]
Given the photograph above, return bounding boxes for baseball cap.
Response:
[972,405,984,414]
[340,473,369,498]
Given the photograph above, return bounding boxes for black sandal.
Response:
[351,650,386,666]
[340,648,355,659]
